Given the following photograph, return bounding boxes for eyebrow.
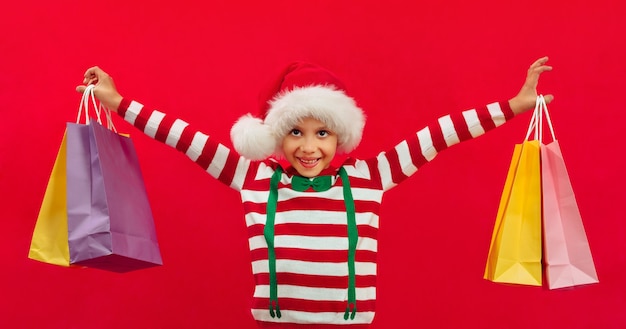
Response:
[292,125,331,131]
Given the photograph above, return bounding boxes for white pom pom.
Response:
[230,114,276,160]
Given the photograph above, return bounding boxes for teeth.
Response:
[300,158,318,164]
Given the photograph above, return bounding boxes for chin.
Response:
[296,169,320,178]
[293,165,323,177]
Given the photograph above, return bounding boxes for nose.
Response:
[300,136,317,153]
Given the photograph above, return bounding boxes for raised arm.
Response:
[76,67,253,191]
[372,57,553,191]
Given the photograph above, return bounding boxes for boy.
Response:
[77,57,552,327]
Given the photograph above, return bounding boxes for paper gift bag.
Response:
[539,96,598,289]
[484,105,543,286]
[30,85,162,272]
[484,140,543,285]
[65,119,163,272]
[28,133,71,266]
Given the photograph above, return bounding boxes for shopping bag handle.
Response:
[524,95,555,143]
[539,95,556,143]
[76,84,117,133]
[524,96,542,141]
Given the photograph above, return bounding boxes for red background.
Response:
[1,1,625,328]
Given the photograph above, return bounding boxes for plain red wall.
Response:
[2,1,625,328]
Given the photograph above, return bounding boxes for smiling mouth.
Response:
[298,157,320,168]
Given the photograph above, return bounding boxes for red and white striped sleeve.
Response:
[117,98,252,191]
[375,101,516,191]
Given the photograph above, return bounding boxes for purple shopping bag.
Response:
[65,120,162,272]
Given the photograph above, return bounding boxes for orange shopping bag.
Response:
[484,103,542,286]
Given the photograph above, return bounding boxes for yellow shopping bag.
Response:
[28,132,71,266]
[484,139,542,286]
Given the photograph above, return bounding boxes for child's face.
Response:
[281,117,338,177]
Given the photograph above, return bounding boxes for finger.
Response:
[83,72,95,84]
[83,67,95,80]
[543,94,554,104]
[529,56,549,69]
[526,65,553,85]
[528,65,552,78]
[83,66,101,76]
[82,66,106,83]
[76,85,86,93]
[530,65,553,77]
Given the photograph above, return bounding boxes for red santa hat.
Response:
[230,62,365,160]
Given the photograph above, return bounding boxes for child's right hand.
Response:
[76,66,123,112]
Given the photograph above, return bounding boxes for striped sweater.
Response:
[118,98,515,328]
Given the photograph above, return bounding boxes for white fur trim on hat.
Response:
[266,85,365,152]
[231,85,365,160]
[230,114,276,160]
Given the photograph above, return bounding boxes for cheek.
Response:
[281,139,296,155]
[324,140,338,156]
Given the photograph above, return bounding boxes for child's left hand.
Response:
[509,56,553,115]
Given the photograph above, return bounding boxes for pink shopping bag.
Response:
[539,96,599,289]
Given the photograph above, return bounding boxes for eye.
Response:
[317,130,330,137]
[290,129,302,136]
